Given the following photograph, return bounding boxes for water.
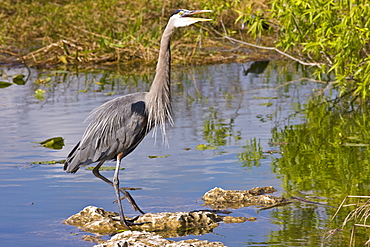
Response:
[0,61,362,246]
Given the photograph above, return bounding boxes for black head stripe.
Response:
[171,9,185,16]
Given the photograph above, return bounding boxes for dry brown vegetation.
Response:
[0,0,275,68]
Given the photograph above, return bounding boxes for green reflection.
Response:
[238,138,265,168]
[201,107,241,151]
[270,97,370,245]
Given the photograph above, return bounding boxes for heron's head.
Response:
[170,9,212,28]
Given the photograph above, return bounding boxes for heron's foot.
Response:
[112,215,150,228]
[113,196,145,214]
[113,190,145,215]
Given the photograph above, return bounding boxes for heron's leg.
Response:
[92,160,145,214]
[112,154,129,228]
[92,160,112,185]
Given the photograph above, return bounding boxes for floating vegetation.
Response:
[12,74,26,85]
[33,89,46,100]
[35,137,65,150]
[196,144,217,151]
[258,102,273,107]
[0,74,27,88]
[0,81,13,88]
[30,159,65,165]
[148,154,170,159]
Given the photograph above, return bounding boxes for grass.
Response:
[0,0,273,67]
[327,196,370,246]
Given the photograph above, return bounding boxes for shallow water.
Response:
[0,61,360,246]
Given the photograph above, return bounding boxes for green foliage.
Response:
[270,0,370,99]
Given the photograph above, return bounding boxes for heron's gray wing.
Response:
[64,92,148,173]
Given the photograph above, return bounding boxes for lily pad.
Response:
[12,74,26,85]
[0,81,13,88]
[36,137,65,150]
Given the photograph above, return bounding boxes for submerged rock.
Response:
[202,187,289,209]
[64,206,254,237]
[94,230,226,247]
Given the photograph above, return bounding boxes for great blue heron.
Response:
[64,9,211,229]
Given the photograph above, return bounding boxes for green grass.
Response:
[0,0,271,67]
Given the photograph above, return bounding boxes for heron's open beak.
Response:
[183,10,212,22]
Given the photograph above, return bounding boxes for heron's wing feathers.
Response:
[64,92,148,173]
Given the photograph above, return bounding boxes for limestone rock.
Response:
[94,230,226,247]
[64,206,253,237]
[64,206,123,235]
[202,187,289,209]
[133,210,222,231]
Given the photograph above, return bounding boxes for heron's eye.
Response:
[178,11,183,16]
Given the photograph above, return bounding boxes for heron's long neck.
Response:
[146,23,175,140]
[151,25,173,93]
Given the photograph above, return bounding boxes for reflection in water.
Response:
[1,61,364,246]
[238,138,264,168]
[202,107,241,149]
[270,97,370,245]
[242,60,270,76]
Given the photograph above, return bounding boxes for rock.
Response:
[64,206,254,237]
[64,206,123,235]
[82,235,105,244]
[64,186,289,246]
[202,187,289,209]
[132,211,222,231]
[94,230,226,247]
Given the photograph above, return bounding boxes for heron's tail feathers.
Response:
[64,141,81,173]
